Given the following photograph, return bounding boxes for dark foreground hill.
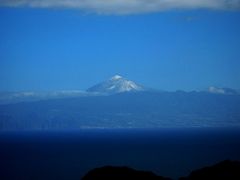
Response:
[0,91,240,130]
[82,160,240,180]
[82,166,171,180]
[180,160,240,180]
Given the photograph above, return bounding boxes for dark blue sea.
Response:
[1,128,240,180]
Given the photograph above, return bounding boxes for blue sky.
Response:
[0,2,240,91]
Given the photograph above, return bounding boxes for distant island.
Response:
[0,76,240,130]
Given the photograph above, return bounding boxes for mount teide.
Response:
[87,75,145,94]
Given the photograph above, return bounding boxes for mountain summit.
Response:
[87,75,144,94]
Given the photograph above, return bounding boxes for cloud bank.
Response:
[0,0,240,14]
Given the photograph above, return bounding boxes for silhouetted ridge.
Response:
[180,160,240,180]
[82,160,240,180]
[82,166,171,180]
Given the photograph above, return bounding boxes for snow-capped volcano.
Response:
[87,75,144,94]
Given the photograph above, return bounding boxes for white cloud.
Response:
[208,86,226,94]
[0,0,240,14]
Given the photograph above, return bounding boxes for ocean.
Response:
[0,128,240,180]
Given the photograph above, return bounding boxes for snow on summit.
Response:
[87,75,144,94]
[110,75,122,80]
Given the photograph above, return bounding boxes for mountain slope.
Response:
[0,91,240,130]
